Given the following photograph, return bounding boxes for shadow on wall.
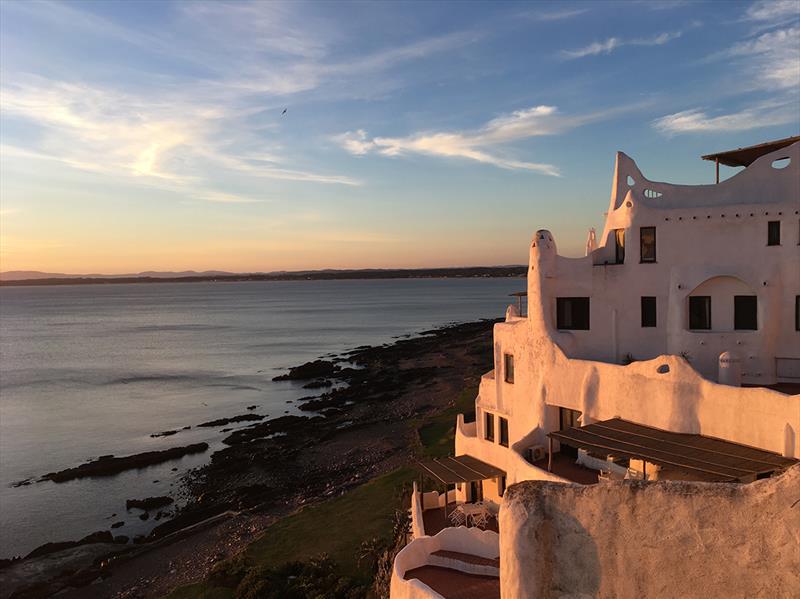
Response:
[538,509,601,597]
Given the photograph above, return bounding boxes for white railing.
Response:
[390,527,500,599]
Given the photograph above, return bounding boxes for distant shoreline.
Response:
[0,266,526,287]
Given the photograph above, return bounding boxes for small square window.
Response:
[498,475,506,497]
[499,417,509,447]
[689,296,711,330]
[556,297,590,330]
[640,226,656,263]
[484,412,495,442]
[767,221,780,245]
[734,296,757,330]
[641,296,657,327]
[503,353,514,384]
[614,229,625,264]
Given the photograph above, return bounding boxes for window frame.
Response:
[767,221,781,246]
[484,411,495,442]
[733,295,758,331]
[499,416,509,447]
[614,228,625,264]
[641,296,657,328]
[497,475,506,497]
[503,353,515,384]
[688,296,712,330]
[556,297,590,330]
[639,226,657,263]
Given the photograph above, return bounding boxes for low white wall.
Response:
[390,527,500,599]
[410,482,425,539]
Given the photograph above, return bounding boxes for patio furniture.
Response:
[449,507,466,526]
[461,502,490,528]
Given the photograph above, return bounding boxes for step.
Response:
[404,565,500,599]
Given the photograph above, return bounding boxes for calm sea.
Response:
[0,278,523,557]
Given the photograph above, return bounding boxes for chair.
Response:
[470,505,489,529]
[449,507,466,526]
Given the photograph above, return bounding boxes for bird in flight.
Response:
[282,108,287,115]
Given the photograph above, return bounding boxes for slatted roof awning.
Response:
[549,418,797,482]
[414,455,505,485]
[701,136,799,167]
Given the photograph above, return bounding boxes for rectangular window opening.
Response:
[556,297,590,330]
[499,417,509,447]
[503,353,515,384]
[484,412,495,442]
[689,296,711,330]
[641,296,657,327]
[795,296,799,331]
[640,226,656,263]
[734,295,757,330]
[498,475,506,497]
[767,221,780,246]
[614,228,625,264]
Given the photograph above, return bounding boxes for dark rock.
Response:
[113,535,129,544]
[273,359,337,381]
[24,530,114,559]
[150,430,178,438]
[139,512,149,521]
[126,496,174,511]
[41,443,209,483]
[197,414,265,428]
[246,405,257,410]
[302,379,333,389]
[111,521,124,529]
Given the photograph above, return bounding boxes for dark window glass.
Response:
[498,475,506,497]
[734,296,757,330]
[614,229,625,264]
[556,297,590,330]
[689,296,711,330]
[641,296,657,327]
[767,221,780,246]
[503,354,514,383]
[499,417,509,447]
[640,226,656,262]
[795,296,799,331]
[484,412,494,442]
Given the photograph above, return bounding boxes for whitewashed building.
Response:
[392,137,800,599]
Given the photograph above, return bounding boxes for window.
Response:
[497,475,506,497]
[767,221,780,246]
[795,296,799,331]
[641,296,657,327]
[614,228,625,264]
[640,226,656,262]
[503,353,514,384]
[689,296,711,330]
[556,297,590,330]
[499,417,509,447]
[734,296,757,330]
[484,412,495,442]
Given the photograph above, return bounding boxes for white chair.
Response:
[449,507,466,526]
[470,505,490,529]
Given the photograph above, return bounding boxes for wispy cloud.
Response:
[525,8,589,22]
[744,0,800,24]
[561,29,687,59]
[652,99,798,134]
[722,26,800,91]
[334,105,631,176]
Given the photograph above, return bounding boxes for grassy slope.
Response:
[163,387,477,598]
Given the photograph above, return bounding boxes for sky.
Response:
[1,0,798,274]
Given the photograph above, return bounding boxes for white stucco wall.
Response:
[499,465,800,598]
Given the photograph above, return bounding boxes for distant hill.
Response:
[0,270,235,281]
[0,267,526,286]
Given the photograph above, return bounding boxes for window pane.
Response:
[767,221,780,246]
[504,354,514,383]
[614,229,625,264]
[485,412,494,441]
[557,297,590,330]
[734,296,757,330]
[499,417,509,447]
[641,296,657,327]
[640,227,656,262]
[689,296,711,330]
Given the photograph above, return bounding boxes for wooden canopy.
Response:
[414,455,505,485]
[549,418,796,482]
[701,136,799,168]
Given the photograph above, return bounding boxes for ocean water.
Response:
[0,278,523,557]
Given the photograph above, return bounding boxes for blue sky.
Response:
[1,0,798,273]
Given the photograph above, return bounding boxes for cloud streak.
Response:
[334,105,629,176]
[561,30,686,59]
[652,99,799,134]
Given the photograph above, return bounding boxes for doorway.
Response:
[559,407,582,457]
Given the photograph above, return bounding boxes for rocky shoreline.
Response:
[0,318,498,598]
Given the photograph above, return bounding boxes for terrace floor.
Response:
[422,507,499,537]
[532,453,599,485]
[404,565,500,599]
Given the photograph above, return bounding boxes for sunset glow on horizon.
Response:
[1,0,798,274]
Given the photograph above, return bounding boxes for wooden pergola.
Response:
[701,135,799,183]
